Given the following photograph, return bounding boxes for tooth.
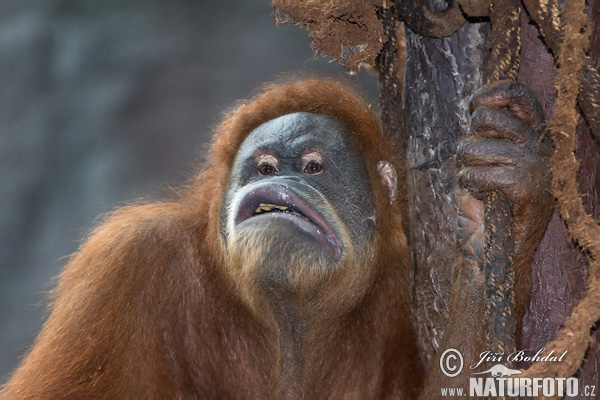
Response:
[275,205,288,211]
[260,204,274,211]
[255,206,262,213]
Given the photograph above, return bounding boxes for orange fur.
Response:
[2,78,422,398]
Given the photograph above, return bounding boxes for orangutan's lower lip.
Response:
[235,183,342,261]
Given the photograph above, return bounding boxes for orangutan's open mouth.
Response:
[235,183,342,261]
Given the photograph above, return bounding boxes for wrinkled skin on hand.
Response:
[456,80,553,318]
[421,81,554,398]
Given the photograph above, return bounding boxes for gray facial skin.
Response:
[220,112,376,285]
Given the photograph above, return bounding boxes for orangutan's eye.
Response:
[256,154,280,176]
[258,162,278,175]
[301,152,324,175]
[304,160,323,174]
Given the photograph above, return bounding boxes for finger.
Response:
[469,80,544,131]
[458,165,518,196]
[457,190,483,239]
[457,138,527,168]
[470,106,534,143]
[458,190,485,265]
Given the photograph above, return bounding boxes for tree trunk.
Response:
[519,3,600,391]
[404,2,600,392]
[404,21,489,370]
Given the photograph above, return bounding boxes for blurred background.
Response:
[0,0,379,380]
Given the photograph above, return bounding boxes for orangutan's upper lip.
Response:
[235,183,342,261]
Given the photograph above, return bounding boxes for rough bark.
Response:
[404,22,489,369]
[405,5,600,388]
[517,4,600,394]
